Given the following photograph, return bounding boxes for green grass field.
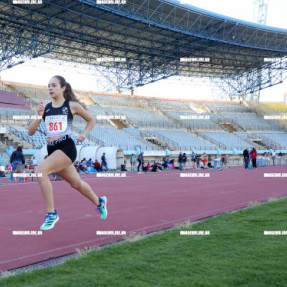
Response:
[1,197,287,287]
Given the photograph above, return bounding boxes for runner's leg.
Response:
[36,150,72,212]
[57,164,100,206]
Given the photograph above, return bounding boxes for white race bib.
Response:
[45,115,67,135]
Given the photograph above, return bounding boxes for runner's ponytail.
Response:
[53,75,87,110]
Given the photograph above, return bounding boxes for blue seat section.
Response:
[0,87,287,154]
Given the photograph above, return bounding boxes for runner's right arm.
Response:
[28,102,45,136]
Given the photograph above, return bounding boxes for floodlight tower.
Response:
[251,0,269,102]
[253,0,269,25]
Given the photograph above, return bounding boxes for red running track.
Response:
[0,166,287,271]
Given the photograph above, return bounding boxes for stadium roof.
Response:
[0,0,287,95]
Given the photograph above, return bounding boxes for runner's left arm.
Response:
[70,102,95,142]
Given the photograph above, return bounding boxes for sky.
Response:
[0,0,286,102]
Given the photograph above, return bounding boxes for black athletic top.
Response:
[42,100,73,137]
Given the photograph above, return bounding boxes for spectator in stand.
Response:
[271,150,276,165]
[146,162,151,171]
[87,158,92,167]
[165,158,170,169]
[162,158,168,169]
[191,152,196,168]
[151,162,158,172]
[178,152,183,170]
[168,159,175,169]
[79,158,88,173]
[130,154,135,171]
[182,153,187,168]
[94,160,102,172]
[207,160,213,168]
[250,148,258,169]
[279,151,283,157]
[243,148,250,169]
[9,146,25,182]
[142,163,148,172]
[195,154,200,168]
[202,153,208,167]
[137,152,144,173]
[31,156,37,170]
[101,153,109,171]
[74,161,79,172]
[0,164,5,177]
[28,163,34,172]
[221,154,227,167]
[6,164,12,174]
[208,154,212,166]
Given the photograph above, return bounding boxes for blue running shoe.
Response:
[40,210,59,230]
[97,196,107,220]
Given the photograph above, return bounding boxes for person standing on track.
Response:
[191,152,196,168]
[130,153,135,171]
[28,75,107,230]
[178,152,183,170]
[271,149,276,165]
[250,147,258,169]
[243,147,250,169]
[8,145,25,182]
[101,153,109,171]
[182,153,187,168]
[137,151,144,173]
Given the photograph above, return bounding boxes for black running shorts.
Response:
[47,136,77,163]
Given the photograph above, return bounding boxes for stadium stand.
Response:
[88,126,154,150]
[0,90,30,107]
[104,107,177,129]
[199,131,259,150]
[148,129,217,150]
[91,93,144,108]
[164,111,222,131]
[9,126,45,149]
[250,132,287,150]
[204,102,251,113]
[123,128,142,138]
[1,81,287,154]
[145,99,192,111]
[222,113,280,131]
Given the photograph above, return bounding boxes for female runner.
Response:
[28,75,107,230]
